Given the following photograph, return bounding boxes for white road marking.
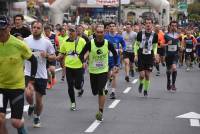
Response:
[85,120,101,133]
[123,87,132,94]
[132,79,138,84]
[108,100,120,109]
[190,119,200,127]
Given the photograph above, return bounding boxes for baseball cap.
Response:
[68,25,76,32]
[0,15,9,29]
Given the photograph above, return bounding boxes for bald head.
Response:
[155,24,160,33]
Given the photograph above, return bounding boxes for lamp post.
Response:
[118,0,121,24]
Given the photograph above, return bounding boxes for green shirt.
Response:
[60,37,86,68]
[89,39,109,74]
[0,35,32,89]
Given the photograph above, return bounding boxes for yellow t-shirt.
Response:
[0,35,32,89]
[60,37,86,68]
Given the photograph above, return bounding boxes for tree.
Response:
[188,2,200,15]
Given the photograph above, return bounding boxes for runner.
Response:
[122,22,137,81]
[10,14,31,38]
[79,24,118,121]
[0,15,37,134]
[56,25,86,111]
[182,30,197,71]
[24,21,56,127]
[58,27,68,81]
[44,24,59,89]
[196,36,200,68]
[105,22,126,99]
[154,24,166,76]
[134,18,158,96]
[164,21,180,91]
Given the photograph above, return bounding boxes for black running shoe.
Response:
[33,117,41,128]
[171,84,177,91]
[130,70,135,77]
[143,91,148,96]
[110,92,116,99]
[167,84,171,91]
[104,89,108,95]
[138,84,143,93]
[125,76,129,82]
[77,89,84,97]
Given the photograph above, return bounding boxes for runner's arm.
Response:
[108,42,118,66]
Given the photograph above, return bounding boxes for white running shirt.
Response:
[24,35,55,79]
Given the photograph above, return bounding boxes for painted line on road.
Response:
[132,79,138,84]
[55,68,62,72]
[123,87,132,94]
[190,119,200,127]
[108,100,120,109]
[85,120,101,133]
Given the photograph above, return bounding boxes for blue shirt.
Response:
[104,33,126,56]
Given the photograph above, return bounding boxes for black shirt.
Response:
[10,26,31,38]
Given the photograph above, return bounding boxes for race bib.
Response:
[94,61,104,68]
[168,45,177,52]
[32,51,43,63]
[0,94,3,108]
[186,48,192,53]
[142,49,151,55]
[32,51,41,58]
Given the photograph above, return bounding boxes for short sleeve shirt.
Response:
[0,35,32,89]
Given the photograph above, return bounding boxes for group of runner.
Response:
[0,14,200,134]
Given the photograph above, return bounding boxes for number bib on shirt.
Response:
[142,49,151,55]
[186,48,192,53]
[94,61,104,68]
[32,51,41,58]
[168,45,177,52]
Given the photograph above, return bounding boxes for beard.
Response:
[33,33,42,40]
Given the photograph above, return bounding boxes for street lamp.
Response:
[118,0,121,24]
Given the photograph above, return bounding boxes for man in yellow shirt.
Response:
[0,16,37,134]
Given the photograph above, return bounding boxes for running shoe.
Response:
[33,117,41,128]
[70,103,76,111]
[96,111,103,121]
[138,84,143,93]
[125,76,129,82]
[110,92,116,99]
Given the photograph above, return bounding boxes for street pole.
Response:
[118,0,121,25]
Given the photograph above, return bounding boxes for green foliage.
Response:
[188,2,200,15]
[188,14,200,21]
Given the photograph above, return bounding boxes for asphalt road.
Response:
[7,65,200,134]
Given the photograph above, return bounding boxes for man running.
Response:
[164,21,180,91]
[79,24,118,121]
[24,21,56,127]
[105,22,126,99]
[44,24,59,89]
[0,15,37,134]
[56,25,86,111]
[154,24,166,76]
[122,22,137,81]
[134,18,158,96]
